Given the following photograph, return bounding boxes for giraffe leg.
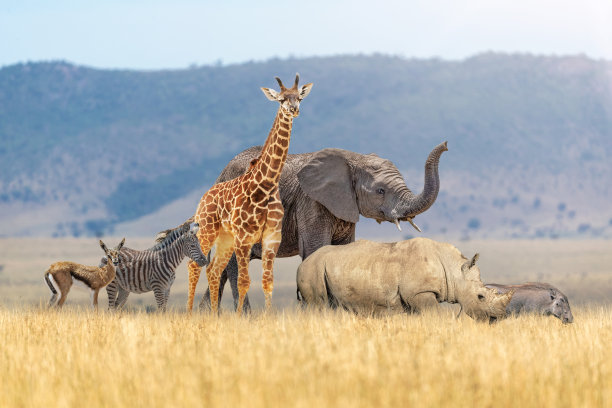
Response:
[234,243,253,316]
[206,232,235,315]
[261,196,283,310]
[188,225,217,312]
[187,260,202,312]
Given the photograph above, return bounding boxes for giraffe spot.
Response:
[277,129,288,137]
[274,145,285,157]
[270,157,281,169]
[252,187,268,203]
[278,137,289,148]
[254,172,263,183]
[260,180,274,191]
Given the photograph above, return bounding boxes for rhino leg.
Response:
[410,292,439,313]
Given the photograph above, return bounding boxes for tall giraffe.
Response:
[188,74,313,314]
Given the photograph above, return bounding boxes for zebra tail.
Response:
[44,272,57,294]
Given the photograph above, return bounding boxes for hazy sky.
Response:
[2,0,611,69]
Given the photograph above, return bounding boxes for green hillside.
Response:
[0,54,611,238]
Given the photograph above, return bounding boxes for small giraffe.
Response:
[188,74,313,314]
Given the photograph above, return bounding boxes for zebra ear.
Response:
[189,222,199,234]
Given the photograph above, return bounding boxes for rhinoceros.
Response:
[485,282,574,324]
[296,238,513,322]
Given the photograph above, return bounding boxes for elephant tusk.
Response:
[407,218,422,233]
[394,219,402,232]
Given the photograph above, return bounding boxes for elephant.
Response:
[486,282,574,323]
[296,238,514,322]
[180,141,447,311]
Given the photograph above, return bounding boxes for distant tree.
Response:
[467,218,481,230]
[533,198,541,209]
[577,224,590,233]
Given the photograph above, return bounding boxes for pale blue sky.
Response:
[1,0,611,69]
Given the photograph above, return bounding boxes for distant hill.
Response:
[1,53,611,238]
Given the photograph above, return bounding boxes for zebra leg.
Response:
[152,284,168,312]
[106,280,119,310]
[115,286,130,309]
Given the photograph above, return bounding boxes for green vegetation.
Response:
[1,54,611,237]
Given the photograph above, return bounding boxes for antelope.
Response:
[44,238,125,309]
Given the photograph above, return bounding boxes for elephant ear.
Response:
[297,148,359,223]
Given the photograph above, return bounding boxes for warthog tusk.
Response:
[407,218,422,232]
[394,219,402,232]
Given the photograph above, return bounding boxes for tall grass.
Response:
[1,306,610,408]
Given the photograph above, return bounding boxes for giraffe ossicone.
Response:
[188,74,313,315]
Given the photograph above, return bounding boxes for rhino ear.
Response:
[461,253,480,281]
[549,289,556,301]
[297,148,359,223]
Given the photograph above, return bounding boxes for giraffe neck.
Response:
[253,106,294,185]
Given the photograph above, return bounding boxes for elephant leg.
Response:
[297,216,334,260]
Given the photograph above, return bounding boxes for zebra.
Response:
[102,221,209,311]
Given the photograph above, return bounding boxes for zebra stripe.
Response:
[104,221,208,311]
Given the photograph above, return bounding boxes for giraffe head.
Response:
[261,74,313,117]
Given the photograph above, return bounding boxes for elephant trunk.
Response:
[397,141,448,222]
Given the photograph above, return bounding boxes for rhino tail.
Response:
[323,269,339,309]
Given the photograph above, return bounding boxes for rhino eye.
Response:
[478,294,485,301]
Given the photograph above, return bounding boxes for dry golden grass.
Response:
[0,306,610,408]
[0,238,610,407]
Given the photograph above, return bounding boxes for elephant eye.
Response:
[478,294,485,301]
[377,188,385,195]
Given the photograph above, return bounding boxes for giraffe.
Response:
[188,74,313,315]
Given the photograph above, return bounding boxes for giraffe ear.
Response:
[299,83,313,100]
[261,87,280,101]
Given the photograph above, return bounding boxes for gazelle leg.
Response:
[56,284,71,308]
[92,289,99,311]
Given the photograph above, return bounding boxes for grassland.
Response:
[1,306,611,407]
[0,238,610,407]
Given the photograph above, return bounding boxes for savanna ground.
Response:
[0,238,611,407]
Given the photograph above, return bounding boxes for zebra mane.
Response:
[151,220,193,251]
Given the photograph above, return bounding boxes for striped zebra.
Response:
[102,221,209,311]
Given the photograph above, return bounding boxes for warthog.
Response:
[297,238,513,322]
[485,282,574,324]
